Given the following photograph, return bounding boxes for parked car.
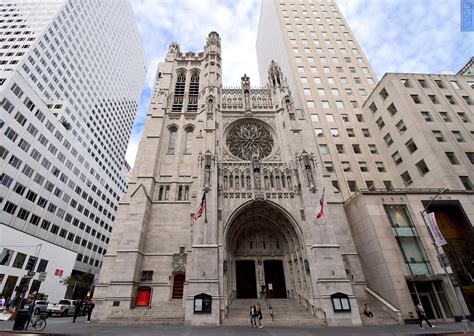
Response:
[24,300,49,314]
[46,299,76,316]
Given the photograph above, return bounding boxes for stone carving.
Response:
[226,122,274,160]
[172,247,187,273]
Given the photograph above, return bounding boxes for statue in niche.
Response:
[172,247,187,273]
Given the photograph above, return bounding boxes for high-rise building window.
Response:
[439,112,451,122]
[460,176,473,190]
[445,152,459,165]
[466,152,474,164]
[396,120,407,134]
[383,181,393,190]
[348,180,357,192]
[342,161,351,172]
[319,144,329,154]
[452,131,464,142]
[457,112,470,123]
[405,139,417,154]
[432,130,445,142]
[392,151,403,165]
[420,111,432,121]
[384,133,393,147]
[376,162,385,172]
[411,95,421,104]
[400,171,412,186]
[416,159,430,176]
[369,144,378,154]
[387,103,397,116]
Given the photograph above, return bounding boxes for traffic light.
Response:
[25,256,37,271]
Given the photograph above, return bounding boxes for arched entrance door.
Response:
[225,200,309,300]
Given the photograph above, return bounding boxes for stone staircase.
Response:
[223,298,325,327]
[108,300,185,324]
[358,294,400,326]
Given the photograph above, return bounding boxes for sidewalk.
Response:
[0,316,472,336]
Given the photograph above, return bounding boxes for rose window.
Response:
[226,122,274,160]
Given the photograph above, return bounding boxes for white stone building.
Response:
[95,32,371,327]
[0,0,146,302]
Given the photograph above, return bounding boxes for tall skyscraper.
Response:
[257,0,473,323]
[257,0,384,199]
[0,0,146,302]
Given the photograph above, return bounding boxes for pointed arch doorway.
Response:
[225,200,308,300]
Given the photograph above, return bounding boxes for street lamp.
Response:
[419,188,470,332]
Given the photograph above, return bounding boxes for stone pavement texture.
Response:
[0,316,472,336]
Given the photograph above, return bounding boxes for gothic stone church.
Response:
[95,32,367,326]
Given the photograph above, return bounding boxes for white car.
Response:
[46,299,76,316]
[24,300,49,314]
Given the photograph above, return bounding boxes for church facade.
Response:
[94,32,370,326]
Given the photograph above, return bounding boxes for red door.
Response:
[172,274,185,299]
[135,287,151,307]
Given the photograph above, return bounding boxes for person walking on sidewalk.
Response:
[256,303,264,328]
[249,305,258,327]
[416,303,434,329]
[73,299,83,323]
[86,300,95,324]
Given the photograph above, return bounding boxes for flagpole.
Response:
[204,191,207,223]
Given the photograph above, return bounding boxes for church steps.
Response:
[223,298,325,326]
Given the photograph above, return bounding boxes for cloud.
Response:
[126,0,474,167]
[337,0,474,78]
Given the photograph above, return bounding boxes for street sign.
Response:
[54,269,63,276]
[27,271,36,277]
[38,272,47,282]
[23,274,33,280]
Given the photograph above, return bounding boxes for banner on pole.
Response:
[423,212,447,247]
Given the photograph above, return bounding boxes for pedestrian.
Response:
[249,305,255,327]
[86,300,95,323]
[416,303,434,329]
[73,299,82,323]
[363,304,374,318]
[256,303,264,328]
[0,295,5,311]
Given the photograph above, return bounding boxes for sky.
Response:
[126,0,474,166]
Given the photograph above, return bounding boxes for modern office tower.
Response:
[352,72,474,318]
[363,73,474,191]
[95,32,369,326]
[0,0,146,302]
[257,0,388,199]
[257,0,473,324]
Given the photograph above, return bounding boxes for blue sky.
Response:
[126,0,474,166]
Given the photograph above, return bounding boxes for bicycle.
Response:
[28,312,47,331]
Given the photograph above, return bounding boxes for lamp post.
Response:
[419,188,470,332]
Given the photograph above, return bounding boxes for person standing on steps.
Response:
[363,304,374,318]
[256,303,264,328]
[416,303,434,329]
[249,305,255,327]
[86,299,95,324]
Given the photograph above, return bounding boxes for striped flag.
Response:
[316,187,325,219]
[192,192,206,224]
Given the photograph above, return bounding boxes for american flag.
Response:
[316,187,325,219]
[192,192,206,224]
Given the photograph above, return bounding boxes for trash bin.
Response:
[12,309,29,331]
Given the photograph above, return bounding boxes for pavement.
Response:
[0,315,472,336]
